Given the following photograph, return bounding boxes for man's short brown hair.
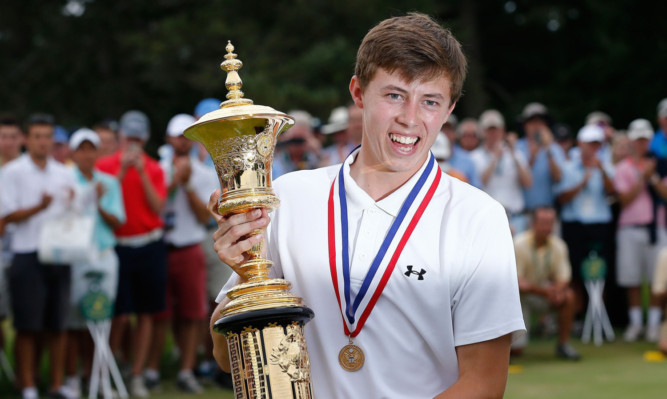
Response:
[354,13,467,104]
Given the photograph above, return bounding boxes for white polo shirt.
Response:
[218,152,525,398]
[160,156,218,247]
[0,154,77,254]
[470,146,527,214]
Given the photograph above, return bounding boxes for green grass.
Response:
[2,318,666,398]
[506,339,667,399]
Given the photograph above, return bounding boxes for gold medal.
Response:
[338,340,364,372]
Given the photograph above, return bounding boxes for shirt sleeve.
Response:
[553,238,572,283]
[0,167,19,217]
[513,239,527,280]
[549,144,566,170]
[613,162,634,193]
[555,162,577,194]
[149,160,168,199]
[451,201,526,346]
[101,176,126,225]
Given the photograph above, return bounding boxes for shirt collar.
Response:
[341,148,432,218]
[24,153,56,173]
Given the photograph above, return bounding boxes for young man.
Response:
[0,113,78,399]
[513,207,579,360]
[65,128,125,395]
[96,110,167,398]
[144,114,217,393]
[210,14,524,398]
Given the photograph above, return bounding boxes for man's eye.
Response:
[388,93,401,100]
[425,100,438,107]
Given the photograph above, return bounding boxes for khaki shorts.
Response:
[512,294,551,349]
[616,226,662,287]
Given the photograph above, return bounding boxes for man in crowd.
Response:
[0,113,23,356]
[650,98,667,176]
[272,110,321,178]
[93,119,120,158]
[516,102,565,211]
[52,125,71,165]
[512,207,580,360]
[557,124,615,317]
[0,113,78,399]
[0,113,23,168]
[96,110,167,398]
[471,109,532,234]
[144,114,217,393]
[64,128,125,395]
[614,119,664,342]
[319,106,356,167]
[211,14,524,398]
[440,114,481,187]
[653,248,667,354]
[457,117,481,152]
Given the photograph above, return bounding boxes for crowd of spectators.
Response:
[1,97,667,398]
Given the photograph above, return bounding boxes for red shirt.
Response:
[96,151,166,237]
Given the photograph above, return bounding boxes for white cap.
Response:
[585,111,612,126]
[69,128,100,150]
[577,124,605,143]
[627,118,654,141]
[166,113,196,137]
[321,106,349,135]
[479,110,505,130]
[431,132,451,160]
[658,98,667,118]
[287,110,313,127]
[521,102,549,121]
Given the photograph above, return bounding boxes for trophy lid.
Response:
[185,41,293,137]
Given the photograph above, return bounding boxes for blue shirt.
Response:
[74,168,126,251]
[449,145,481,188]
[516,140,565,209]
[556,156,613,224]
[650,129,667,158]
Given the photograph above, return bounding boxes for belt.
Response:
[116,228,163,248]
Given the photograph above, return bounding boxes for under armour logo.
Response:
[404,265,426,280]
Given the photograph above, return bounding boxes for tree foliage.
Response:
[1,0,666,143]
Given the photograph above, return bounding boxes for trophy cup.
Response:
[184,42,314,399]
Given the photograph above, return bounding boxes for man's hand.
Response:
[208,190,270,276]
[539,129,554,148]
[642,158,657,180]
[506,132,518,151]
[95,181,106,202]
[172,156,192,186]
[39,192,53,210]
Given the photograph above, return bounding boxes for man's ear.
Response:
[349,76,364,109]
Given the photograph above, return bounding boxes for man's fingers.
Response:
[208,190,223,223]
[216,232,264,268]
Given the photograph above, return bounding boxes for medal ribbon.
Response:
[328,152,441,337]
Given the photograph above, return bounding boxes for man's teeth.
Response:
[390,134,418,145]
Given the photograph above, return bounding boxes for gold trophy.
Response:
[185,42,314,399]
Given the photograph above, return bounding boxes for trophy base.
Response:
[215,306,315,399]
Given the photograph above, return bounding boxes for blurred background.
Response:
[1,0,666,141]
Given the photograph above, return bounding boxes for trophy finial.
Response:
[220,41,253,108]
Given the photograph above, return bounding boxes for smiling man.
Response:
[210,13,524,398]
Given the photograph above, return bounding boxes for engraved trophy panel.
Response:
[185,42,314,399]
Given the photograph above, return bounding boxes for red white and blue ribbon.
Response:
[328,151,442,337]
